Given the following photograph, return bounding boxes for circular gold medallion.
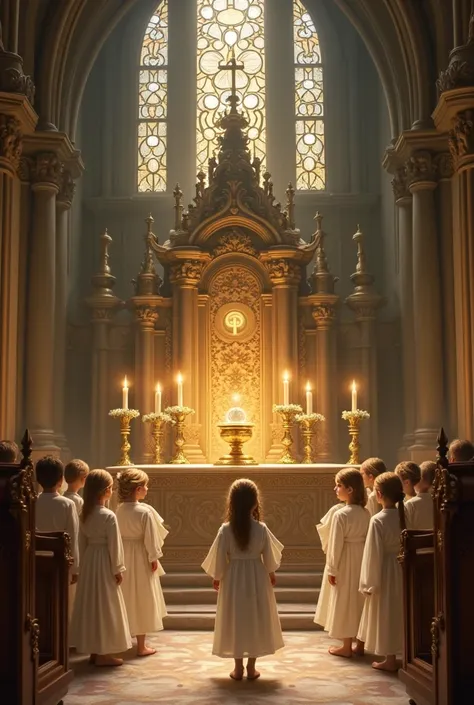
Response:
[214,302,256,342]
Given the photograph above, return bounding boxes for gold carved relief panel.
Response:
[209,266,262,461]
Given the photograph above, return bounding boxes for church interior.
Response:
[1,0,474,704]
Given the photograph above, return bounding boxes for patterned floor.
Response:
[65,632,409,705]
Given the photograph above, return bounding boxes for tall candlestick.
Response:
[155,383,162,415]
[351,380,357,412]
[283,371,290,405]
[177,373,183,407]
[306,381,313,415]
[122,376,129,410]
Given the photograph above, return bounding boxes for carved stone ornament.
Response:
[0,113,22,169]
[26,614,40,660]
[405,151,436,186]
[134,305,159,328]
[90,307,116,323]
[31,152,63,189]
[18,155,31,183]
[448,111,474,160]
[0,50,35,104]
[437,17,474,95]
[391,167,410,201]
[265,259,301,284]
[57,169,76,207]
[170,260,204,285]
[212,230,258,258]
[312,303,336,328]
[434,152,454,179]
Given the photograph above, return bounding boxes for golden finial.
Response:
[145,213,154,233]
[313,212,328,274]
[99,228,112,275]
[141,214,156,275]
[173,183,183,231]
[353,224,367,274]
[286,183,296,230]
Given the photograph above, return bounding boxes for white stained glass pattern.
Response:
[294,1,325,190]
[138,3,168,192]
[197,0,266,172]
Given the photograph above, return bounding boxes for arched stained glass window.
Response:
[294,1,325,190]
[196,0,266,173]
[137,2,168,192]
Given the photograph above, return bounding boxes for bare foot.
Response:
[230,667,244,680]
[247,668,261,680]
[137,646,156,657]
[328,646,352,658]
[372,658,398,672]
[95,655,123,667]
[352,640,365,656]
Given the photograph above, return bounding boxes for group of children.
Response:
[1,436,473,679]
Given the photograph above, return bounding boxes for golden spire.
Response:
[286,183,296,230]
[173,183,183,231]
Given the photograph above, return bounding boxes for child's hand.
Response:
[115,573,123,585]
[328,575,337,586]
[151,560,158,572]
[71,574,78,585]
[213,580,220,591]
[269,572,276,586]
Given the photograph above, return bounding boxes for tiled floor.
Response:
[65,632,409,705]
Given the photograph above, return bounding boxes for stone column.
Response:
[0,113,21,440]
[25,152,62,454]
[392,168,416,452]
[170,258,207,462]
[312,302,338,460]
[406,152,444,455]
[54,170,75,456]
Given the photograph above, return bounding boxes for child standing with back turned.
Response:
[64,459,90,515]
[405,461,436,530]
[202,478,284,681]
[359,457,387,516]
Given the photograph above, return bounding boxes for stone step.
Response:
[161,571,323,589]
[163,586,320,604]
[163,603,321,631]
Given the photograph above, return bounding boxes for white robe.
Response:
[405,493,433,531]
[357,508,403,655]
[70,506,132,655]
[320,504,370,639]
[366,488,381,517]
[116,501,168,636]
[202,520,284,658]
[314,503,344,626]
[36,492,80,574]
[64,490,84,515]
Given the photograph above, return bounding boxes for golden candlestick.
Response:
[109,408,140,465]
[273,404,303,464]
[296,413,325,464]
[165,406,195,464]
[342,410,370,464]
[142,413,171,464]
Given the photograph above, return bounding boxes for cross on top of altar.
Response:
[218,49,245,113]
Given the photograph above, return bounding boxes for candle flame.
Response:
[306,381,311,392]
[351,380,357,392]
[156,383,161,393]
[177,373,183,384]
[123,376,128,390]
[283,370,290,382]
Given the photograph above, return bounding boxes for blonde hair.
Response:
[395,461,421,488]
[448,439,474,462]
[360,457,387,478]
[81,469,113,523]
[420,461,437,486]
[116,467,149,503]
[64,458,89,483]
[335,467,367,507]
[374,471,405,529]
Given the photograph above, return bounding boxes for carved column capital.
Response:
[0,50,35,103]
[312,303,337,330]
[391,167,410,202]
[264,258,301,286]
[434,152,454,180]
[406,151,437,190]
[133,304,160,330]
[448,110,474,161]
[31,152,63,191]
[57,169,76,209]
[170,260,203,286]
[0,113,22,170]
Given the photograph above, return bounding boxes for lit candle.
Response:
[283,371,290,405]
[122,376,129,410]
[306,381,313,415]
[155,383,162,415]
[351,380,357,412]
[177,373,183,407]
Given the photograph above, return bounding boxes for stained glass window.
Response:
[196,0,266,173]
[137,2,168,192]
[294,1,325,190]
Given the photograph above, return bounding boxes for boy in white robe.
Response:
[405,461,435,530]
[63,458,89,514]
[359,457,387,517]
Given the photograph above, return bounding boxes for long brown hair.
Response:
[374,471,406,530]
[335,467,367,506]
[81,469,113,523]
[225,478,262,551]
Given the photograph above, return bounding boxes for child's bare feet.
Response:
[137,646,156,657]
[328,645,352,658]
[247,667,261,680]
[230,667,244,680]
[352,639,365,656]
[95,655,123,667]
[372,657,398,672]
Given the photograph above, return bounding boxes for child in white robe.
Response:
[64,459,89,514]
[116,468,168,657]
[202,478,284,681]
[395,461,421,501]
[314,502,344,628]
[316,467,370,658]
[357,472,405,671]
[405,461,435,530]
[35,456,80,582]
[70,469,132,667]
[359,457,387,517]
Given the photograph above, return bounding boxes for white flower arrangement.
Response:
[108,408,140,418]
[295,412,325,423]
[341,409,370,421]
[164,405,195,416]
[142,412,172,424]
[273,403,303,414]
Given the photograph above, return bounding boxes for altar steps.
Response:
[161,571,323,631]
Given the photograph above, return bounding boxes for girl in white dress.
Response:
[116,468,168,657]
[405,461,436,530]
[202,478,284,681]
[313,502,344,628]
[357,472,405,671]
[316,467,370,658]
[70,469,132,667]
[359,457,387,516]
[395,461,421,500]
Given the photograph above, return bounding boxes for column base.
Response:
[407,429,439,462]
[54,433,71,461]
[30,429,60,460]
